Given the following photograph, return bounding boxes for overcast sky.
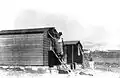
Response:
[0,0,120,50]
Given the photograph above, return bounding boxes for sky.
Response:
[0,0,120,50]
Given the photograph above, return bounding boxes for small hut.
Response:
[63,41,84,69]
[0,27,62,67]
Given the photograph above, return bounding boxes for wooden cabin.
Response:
[63,41,84,69]
[0,27,62,67]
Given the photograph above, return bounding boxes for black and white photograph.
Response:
[0,0,120,78]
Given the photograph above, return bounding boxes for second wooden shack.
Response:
[63,41,84,69]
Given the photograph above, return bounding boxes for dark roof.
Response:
[64,41,81,45]
[0,27,55,35]
[63,40,83,50]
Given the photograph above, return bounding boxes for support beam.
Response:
[72,45,74,69]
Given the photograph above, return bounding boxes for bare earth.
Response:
[0,68,119,78]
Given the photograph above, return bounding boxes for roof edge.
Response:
[0,27,56,35]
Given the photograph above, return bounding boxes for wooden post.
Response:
[72,45,74,69]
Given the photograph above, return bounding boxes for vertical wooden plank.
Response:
[64,46,67,63]
[43,31,50,66]
[72,45,74,64]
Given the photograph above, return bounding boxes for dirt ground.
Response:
[0,67,119,78]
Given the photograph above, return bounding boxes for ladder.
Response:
[51,49,72,74]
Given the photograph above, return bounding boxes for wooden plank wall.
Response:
[43,31,50,66]
[64,44,83,64]
[0,33,44,66]
[64,45,72,64]
[73,44,83,64]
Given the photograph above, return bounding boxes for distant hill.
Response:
[108,50,120,52]
[82,41,107,51]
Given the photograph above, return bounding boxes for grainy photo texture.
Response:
[0,0,120,78]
